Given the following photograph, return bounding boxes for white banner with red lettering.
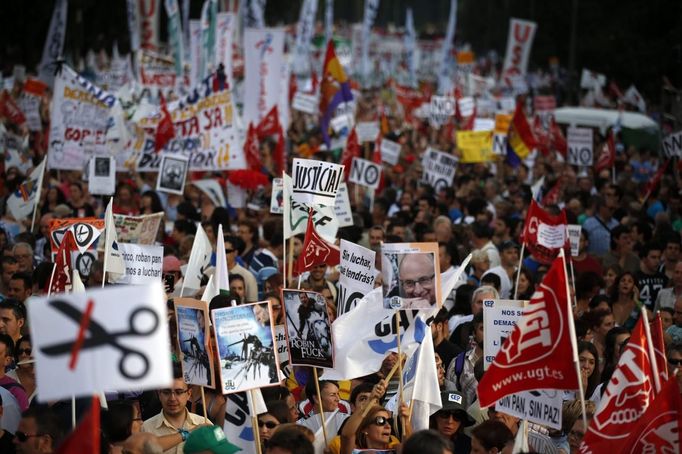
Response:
[501,18,537,87]
[243,28,285,128]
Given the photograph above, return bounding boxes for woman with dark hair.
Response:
[599,326,631,387]
[582,308,614,373]
[12,335,36,404]
[608,272,641,329]
[140,190,165,214]
[41,186,67,215]
[258,401,286,450]
[577,342,600,401]
[470,420,514,454]
[101,400,143,446]
[429,391,474,453]
[515,267,535,300]
[67,182,95,218]
[265,291,283,325]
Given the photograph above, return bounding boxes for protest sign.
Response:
[223,391,268,453]
[429,95,455,126]
[291,158,344,206]
[483,299,526,369]
[270,177,284,214]
[215,12,235,87]
[132,88,244,172]
[73,250,96,279]
[47,65,116,170]
[282,290,334,368]
[348,157,382,190]
[334,183,353,228]
[567,224,582,257]
[156,155,188,195]
[356,121,380,143]
[6,159,45,221]
[457,130,494,163]
[662,131,682,158]
[380,138,401,166]
[174,298,215,388]
[421,148,457,191]
[473,118,495,132]
[567,127,593,166]
[213,301,280,393]
[115,243,163,285]
[49,218,105,254]
[457,97,475,117]
[88,156,116,195]
[29,283,171,401]
[274,325,291,382]
[138,50,188,99]
[381,242,442,310]
[17,81,45,131]
[338,240,377,315]
[284,175,339,242]
[495,390,563,430]
[243,28,285,127]
[292,92,318,114]
[501,18,537,86]
[113,212,164,245]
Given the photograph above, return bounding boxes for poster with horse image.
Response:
[174,298,215,388]
[212,301,281,394]
[282,289,334,368]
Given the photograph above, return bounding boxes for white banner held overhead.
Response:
[421,148,457,192]
[29,283,172,401]
[38,0,68,86]
[215,12,236,87]
[356,121,380,143]
[334,183,353,228]
[430,96,455,126]
[138,0,161,50]
[348,157,382,190]
[243,28,285,127]
[292,0,318,76]
[338,239,376,315]
[567,127,594,166]
[501,18,537,87]
[291,158,344,206]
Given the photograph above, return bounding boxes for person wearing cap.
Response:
[481,241,520,299]
[163,256,184,297]
[429,391,474,454]
[183,426,240,454]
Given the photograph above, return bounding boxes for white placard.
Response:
[356,121,380,143]
[330,114,352,134]
[662,131,682,159]
[348,157,382,190]
[270,177,284,214]
[567,224,581,257]
[457,97,475,117]
[473,118,495,132]
[29,283,172,401]
[115,243,164,285]
[421,148,457,191]
[567,127,594,166]
[292,92,318,114]
[537,223,567,249]
[483,299,526,370]
[492,133,508,156]
[501,18,537,86]
[498,97,516,113]
[243,28,285,127]
[291,158,344,206]
[380,139,401,166]
[334,183,353,228]
[156,155,189,195]
[430,95,455,126]
[88,156,116,195]
[338,239,377,315]
[495,390,563,430]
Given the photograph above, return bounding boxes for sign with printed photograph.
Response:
[282,289,334,368]
[88,156,116,195]
[381,242,442,310]
[212,301,280,394]
[174,298,215,388]
[156,155,189,195]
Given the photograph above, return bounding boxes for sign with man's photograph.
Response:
[156,155,189,195]
[174,298,215,388]
[88,156,116,195]
[282,289,334,368]
[381,243,442,309]
[212,301,280,394]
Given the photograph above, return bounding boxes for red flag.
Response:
[244,123,262,171]
[533,116,551,155]
[650,314,669,383]
[0,90,26,126]
[595,130,616,173]
[294,211,340,275]
[55,396,100,454]
[550,117,567,156]
[476,254,579,408]
[579,316,657,453]
[521,200,569,265]
[273,124,286,175]
[257,105,280,137]
[641,159,670,202]
[372,132,385,193]
[540,179,562,207]
[48,230,78,294]
[341,128,361,178]
[620,377,682,454]
[154,94,175,152]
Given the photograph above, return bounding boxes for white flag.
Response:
[214,224,230,294]
[404,8,417,86]
[360,0,380,79]
[7,159,45,221]
[38,0,68,86]
[126,0,141,52]
[293,0,318,76]
[104,198,126,283]
[624,85,646,113]
[192,179,226,208]
[437,0,457,95]
[223,390,267,452]
[402,327,442,431]
[182,223,213,293]
[72,270,86,294]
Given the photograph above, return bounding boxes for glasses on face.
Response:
[402,275,435,291]
[17,347,32,355]
[15,432,49,443]
[669,358,682,366]
[258,420,278,429]
[372,416,390,426]
[159,388,189,397]
[436,410,460,420]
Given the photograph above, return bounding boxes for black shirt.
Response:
[435,338,463,371]
[635,270,668,311]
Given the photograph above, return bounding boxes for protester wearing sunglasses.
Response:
[429,391,475,454]
[257,410,283,451]
[13,407,62,454]
[11,335,36,405]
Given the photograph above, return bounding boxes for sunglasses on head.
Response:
[258,420,278,429]
[371,416,390,426]
[15,431,48,443]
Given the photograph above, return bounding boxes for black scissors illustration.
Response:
[41,300,159,380]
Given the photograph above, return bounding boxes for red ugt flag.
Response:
[154,94,176,152]
[294,210,340,275]
[341,128,360,179]
[257,105,280,137]
[244,123,262,171]
[594,130,615,173]
[55,396,100,454]
[579,316,657,453]
[650,314,669,383]
[477,254,578,408]
[521,199,569,265]
[48,230,78,294]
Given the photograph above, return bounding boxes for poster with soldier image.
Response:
[156,155,189,195]
[212,301,280,394]
[282,289,334,368]
[381,242,442,310]
[174,298,215,388]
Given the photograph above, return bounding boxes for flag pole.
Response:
[249,389,263,454]
[102,196,113,289]
[561,249,587,430]
[312,368,329,447]
[200,386,208,422]
[641,306,661,393]
[513,242,526,299]
[568,256,578,309]
[394,311,406,437]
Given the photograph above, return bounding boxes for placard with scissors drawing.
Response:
[28,283,172,401]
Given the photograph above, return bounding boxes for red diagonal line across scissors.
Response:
[69,299,95,370]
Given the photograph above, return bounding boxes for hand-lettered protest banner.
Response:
[566,224,581,257]
[175,298,215,388]
[334,183,353,228]
[429,95,455,126]
[115,243,163,285]
[501,18,537,86]
[421,148,457,191]
[29,283,172,400]
[113,212,164,245]
[356,121,380,143]
[495,390,563,430]
[381,242,442,310]
[212,301,280,393]
[380,138,401,165]
[338,240,377,315]
[567,127,593,166]
[348,157,382,190]
[282,289,334,368]
[291,158,344,207]
[483,299,526,369]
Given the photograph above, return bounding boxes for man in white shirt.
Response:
[482,241,520,299]
[470,222,501,268]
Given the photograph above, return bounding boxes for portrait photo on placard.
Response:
[212,301,280,394]
[156,155,188,195]
[88,156,116,195]
[174,298,215,388]
[282,289,334,368]
[381,243,442,310]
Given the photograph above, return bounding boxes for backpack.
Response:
[451,351,466,389]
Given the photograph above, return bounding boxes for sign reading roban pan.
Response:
[291,158,344,207]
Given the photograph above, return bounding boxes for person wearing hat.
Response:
[429,391,475,454]
[183,426,241,454]
[481,241,520,299]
